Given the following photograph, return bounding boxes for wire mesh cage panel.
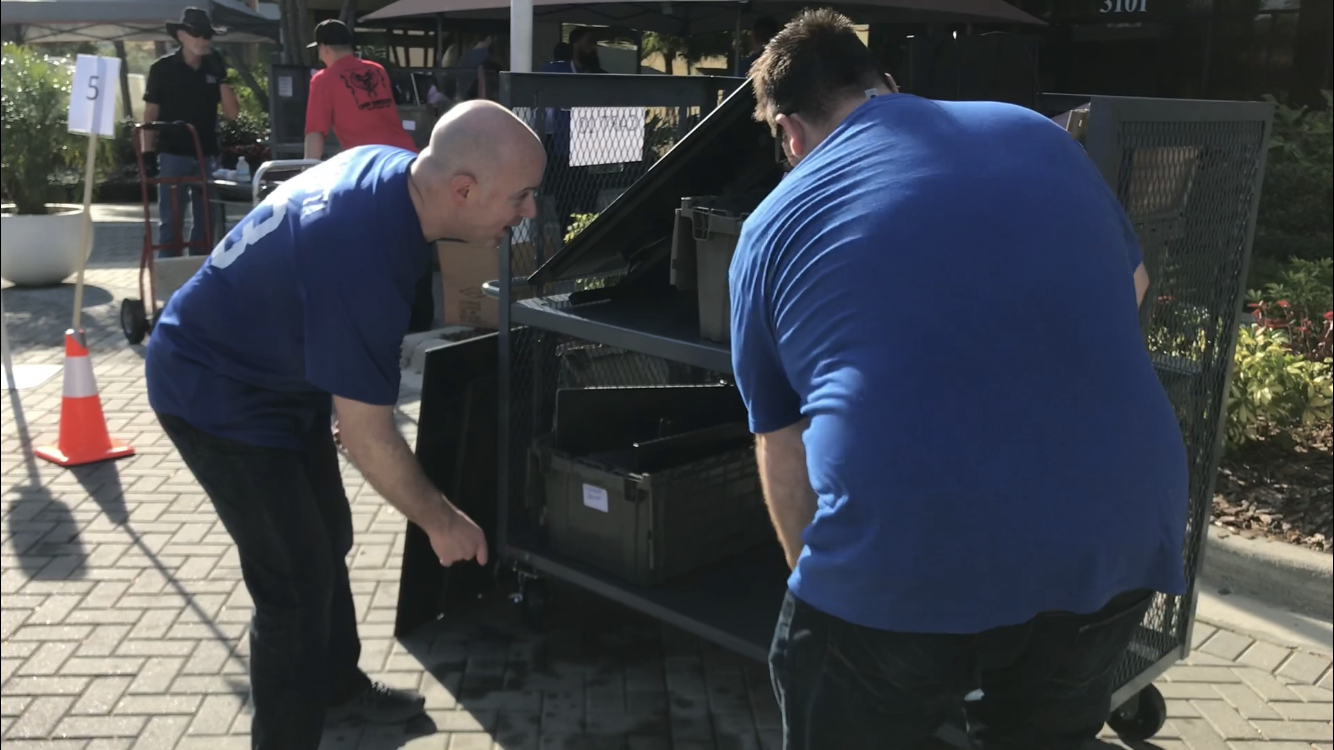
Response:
[1083,97,1273,699]
[500,74,735,277]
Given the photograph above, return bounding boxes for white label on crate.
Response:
[278,75,294,98]
[402,120,416,131]
[582,484,609,513]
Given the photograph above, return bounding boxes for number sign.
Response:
[68,55,121,138]
[1101,0,1148,12]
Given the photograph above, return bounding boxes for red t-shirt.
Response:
[305,55,419,153]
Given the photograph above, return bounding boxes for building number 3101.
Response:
[1101,0,1148,12]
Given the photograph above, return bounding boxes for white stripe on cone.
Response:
[63,355,99,400]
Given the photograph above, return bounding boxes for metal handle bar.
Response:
[252,159,323,204]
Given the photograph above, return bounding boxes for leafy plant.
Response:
[564,212,599,244]
[1225,324,1333,450]
[1252,92,1333,267]
[0,43,86,214]
[1246,257,1334,362]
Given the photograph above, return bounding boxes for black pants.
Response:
[158,413,369,750]
[769,589,1154,750]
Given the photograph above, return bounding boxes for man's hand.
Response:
[420,502,489,566]
[333,396,490,568]
[206,50,231,82]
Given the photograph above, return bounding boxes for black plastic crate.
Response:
[538,385,769,586]
[671,194,766,343]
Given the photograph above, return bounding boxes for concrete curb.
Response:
[1201,529,1333,620]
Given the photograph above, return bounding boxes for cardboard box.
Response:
[437,241,499,329]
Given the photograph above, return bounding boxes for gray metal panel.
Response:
[501,72,740,110]
[1082,95,1274,687]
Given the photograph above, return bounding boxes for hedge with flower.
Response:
[1225,257,1334,449]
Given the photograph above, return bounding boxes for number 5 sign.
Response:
[68,54,121,137]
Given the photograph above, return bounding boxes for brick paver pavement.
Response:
[3,217,1332,749]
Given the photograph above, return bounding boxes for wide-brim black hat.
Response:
[167,7,227,40]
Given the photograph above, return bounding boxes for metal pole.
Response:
[71,130,100,332]
[1,292,15,390]
[510,0,533,73]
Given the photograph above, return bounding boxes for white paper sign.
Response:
[582,483,609,513]
[68,55,121,137]
[569,107,645,168]
[277,75,294,98]
[402,120,416,131]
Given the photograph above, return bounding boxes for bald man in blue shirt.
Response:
[146,101,546,750]
[732,11,1187,750]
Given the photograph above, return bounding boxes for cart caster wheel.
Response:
[120,299,149,345]
[1108,685,1167,741]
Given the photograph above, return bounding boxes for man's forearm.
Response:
[333,399,454,532]
[304,132,326,161]
[141,104,160,151]
[755,421,818,569]
[1134,262,1150,308]
[220,85,240,121]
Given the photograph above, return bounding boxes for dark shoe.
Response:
[326,681,426,724]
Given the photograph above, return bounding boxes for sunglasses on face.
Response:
[184,29,213,40]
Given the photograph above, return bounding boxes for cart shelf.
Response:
[513,294,733,374]
[507,537,787,662]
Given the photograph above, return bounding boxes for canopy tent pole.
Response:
[510,0,532,72]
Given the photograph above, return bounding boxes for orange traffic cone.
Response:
[35,329,135,467]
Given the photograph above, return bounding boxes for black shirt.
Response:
[143,50,225,157]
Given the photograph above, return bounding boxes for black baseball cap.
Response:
[308,19,354,48]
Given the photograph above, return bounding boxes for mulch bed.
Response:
[1212,424,1333,554]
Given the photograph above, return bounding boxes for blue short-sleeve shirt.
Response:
[145,145,430,450]
[729,95,1188,634]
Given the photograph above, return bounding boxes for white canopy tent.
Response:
[0,0,281,44]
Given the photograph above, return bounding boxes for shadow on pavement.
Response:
[3,387,88,581]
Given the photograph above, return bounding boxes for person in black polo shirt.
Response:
[142,7,240,256]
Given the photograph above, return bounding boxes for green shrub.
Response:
[1227,256,1334,449]
[1252,92,1332,268]
[1226,326,1332,450]
[0,43,86,214]
[564,212,598,244]
[1247,257,1333,362]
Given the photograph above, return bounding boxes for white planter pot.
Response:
[0,203,91,287]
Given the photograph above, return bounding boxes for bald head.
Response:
[419,100,544,183]
[409,99,547,246]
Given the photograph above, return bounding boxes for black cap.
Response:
[308,19,354,48]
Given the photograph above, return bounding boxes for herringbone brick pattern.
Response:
[3,251,1332,749]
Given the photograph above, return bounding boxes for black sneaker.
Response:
[326,681,426,724]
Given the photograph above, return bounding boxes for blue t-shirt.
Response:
[729,95,1189,635]
[145,145,430,450]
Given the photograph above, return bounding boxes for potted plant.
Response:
[1,43,90,287]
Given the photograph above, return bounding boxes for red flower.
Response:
[1277,300,1290,308]
[1325,311,1333,321]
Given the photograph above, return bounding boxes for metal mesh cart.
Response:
[400,77,1273,744]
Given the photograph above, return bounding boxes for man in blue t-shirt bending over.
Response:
[145,100,546,750]
[731,11,1188,749]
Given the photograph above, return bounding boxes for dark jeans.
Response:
[157,413,370,750]
[769,589,1154,750]
[157,152,219,257]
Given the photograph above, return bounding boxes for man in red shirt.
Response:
[304,20,417,160]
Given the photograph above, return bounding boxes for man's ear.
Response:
[447,174,476,205]
[775,113,807,161]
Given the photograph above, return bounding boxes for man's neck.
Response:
[328,49,354,65]
[408,161,452,242]
[181,48,203,68]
